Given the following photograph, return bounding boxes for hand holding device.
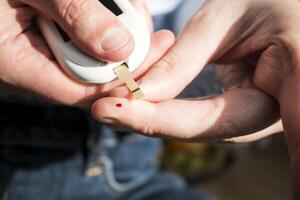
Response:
[0,0,174,106]
[38,0,150,85]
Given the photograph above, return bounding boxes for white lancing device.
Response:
[37,0,150,84]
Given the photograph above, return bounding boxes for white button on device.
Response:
[37,0,150,84]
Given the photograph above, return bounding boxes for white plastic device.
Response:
[38,0,150,84]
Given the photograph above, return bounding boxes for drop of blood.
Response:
[116,103,122,108]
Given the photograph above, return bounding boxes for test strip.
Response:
[114,64,144,99]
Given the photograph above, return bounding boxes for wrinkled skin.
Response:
[91,0,300,197]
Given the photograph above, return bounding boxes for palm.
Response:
[1,29,85,104]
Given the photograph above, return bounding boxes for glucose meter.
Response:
[37,0,150,84]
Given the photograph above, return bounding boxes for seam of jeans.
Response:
[99,155,156,194]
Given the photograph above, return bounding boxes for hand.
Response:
[214,63,283,143]
[93,0,291,142]
[91,0,300,196]
[0,0,175,107]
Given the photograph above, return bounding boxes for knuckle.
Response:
[156,50,182,76]
[140,106,159,136]
[61,0,92,30]
[140,125,155,137]
[59,0,117,41]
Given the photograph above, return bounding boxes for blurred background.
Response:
[161,134,292,200]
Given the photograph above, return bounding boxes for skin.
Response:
[0,0,175,107]
[91,0,300,197]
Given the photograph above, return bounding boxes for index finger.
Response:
[110,0,249,101]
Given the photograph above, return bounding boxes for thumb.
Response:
[22,0,135,62]
[92,88,279,141]
[111,0,249,101]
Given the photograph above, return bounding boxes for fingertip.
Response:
[154,30,176,48]
[160,29,176,40]
[91,97,129,121]
[91,97,156,123]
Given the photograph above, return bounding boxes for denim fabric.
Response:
[0,106,209,200]
[0,1,216,200]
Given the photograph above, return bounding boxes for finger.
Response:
[88,30,175,99]
[224,120,283,143]
[3,29,173,108]
[108,30,175,97]
[22,0,135,62]
[130,30,175,80]
[92,88,279,141]
[111,0,250,101]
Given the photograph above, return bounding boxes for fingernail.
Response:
[98,117,117,124]
[100,27,129,52]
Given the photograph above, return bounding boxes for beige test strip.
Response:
[113,64,144,99]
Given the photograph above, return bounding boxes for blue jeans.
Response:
[0,102,211,200]
[0,1,217,199]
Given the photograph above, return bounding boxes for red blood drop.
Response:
[116,103,122,108]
